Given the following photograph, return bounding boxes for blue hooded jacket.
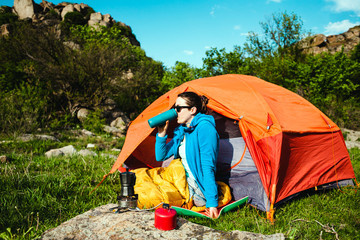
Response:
[155,113,219,208]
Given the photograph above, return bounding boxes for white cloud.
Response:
[267,0,282,3]
[184,50,194,55]
[204,46,211,50]
[240,32,250,36]
[234,25,241,30]
[324,19,360,35]
[326,0,360,16]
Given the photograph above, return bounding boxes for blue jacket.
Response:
[155,113,219,208]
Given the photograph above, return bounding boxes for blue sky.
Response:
[3,0,360,68]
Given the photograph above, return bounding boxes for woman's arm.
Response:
[197,122,219,208]
[155,121,177,161]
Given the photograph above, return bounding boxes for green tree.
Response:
[202,46,247,76]
[0,20,164,130]
[244,11,307,59]
[159,61,200,92]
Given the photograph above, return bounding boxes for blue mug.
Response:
[148,109,178,128]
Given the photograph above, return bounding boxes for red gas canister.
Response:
[154,204,177,231]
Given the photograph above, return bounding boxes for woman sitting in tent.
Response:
[155,92,220,218]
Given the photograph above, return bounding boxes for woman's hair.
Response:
[178,91,209,114]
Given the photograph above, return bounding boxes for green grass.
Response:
[0,132,122,239]
[0,132,359,239]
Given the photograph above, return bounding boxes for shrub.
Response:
[0,12,18,25]
[64,12,87,25]
[0,83,47,135]
[44,9,60,20]
[81,109,106,134]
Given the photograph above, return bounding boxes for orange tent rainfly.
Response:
[107,74,355,220]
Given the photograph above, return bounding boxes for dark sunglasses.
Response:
[173,105,192,112]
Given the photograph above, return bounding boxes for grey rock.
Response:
[45,149,64,158]
[73,4,81,12]
[90,12,102,21]
[310,34,326,47]
[17,134,60,142]
[63,41,81,50]
[98,20,110,27]
[103,13,112,23]
[0,155,11,164]
[343,128,360,149]
[81,129,96,137]
[110,117,127,131]
[40,1,55,11]
[77,108,90,123]
[61,4,74,20]
[56,2,70,7]
[78,149,97,157]
[88,19,100,29]
[41,204,285,240]
[80,3,89,9]
[298,25,360,56]
[103,125,123,137]
[101,98,117,112]
[45,145,77,158]
[86,143,96,148]
[14,0,35,19]
[1,24,11,36]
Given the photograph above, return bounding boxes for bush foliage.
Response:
[0,19,164,134]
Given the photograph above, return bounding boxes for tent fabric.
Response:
[110,74,355,214]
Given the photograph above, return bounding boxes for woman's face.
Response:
[175,97,196,125]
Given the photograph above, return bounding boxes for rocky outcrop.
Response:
[2,0,140,46]
[298,26,360,55]
[13,0,35,19]
[40,203,285,240]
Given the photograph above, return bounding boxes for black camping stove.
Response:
[112,169,138,213]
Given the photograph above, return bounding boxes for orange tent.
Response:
[108,74,355,219]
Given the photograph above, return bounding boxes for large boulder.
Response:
[77,108,90,123]
[78,149,97,157]
[14,0,35,19]
[60,4,74,20]
[45,145,77,158]
[110,116,128,132]
[310,34,326,47]
[40,203,285,240]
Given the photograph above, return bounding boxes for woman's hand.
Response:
[157,121,169,137]
[205,207,219,219]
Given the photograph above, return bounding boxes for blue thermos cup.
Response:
[148,109,178,128]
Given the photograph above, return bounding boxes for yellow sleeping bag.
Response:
[132,159,232,212]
